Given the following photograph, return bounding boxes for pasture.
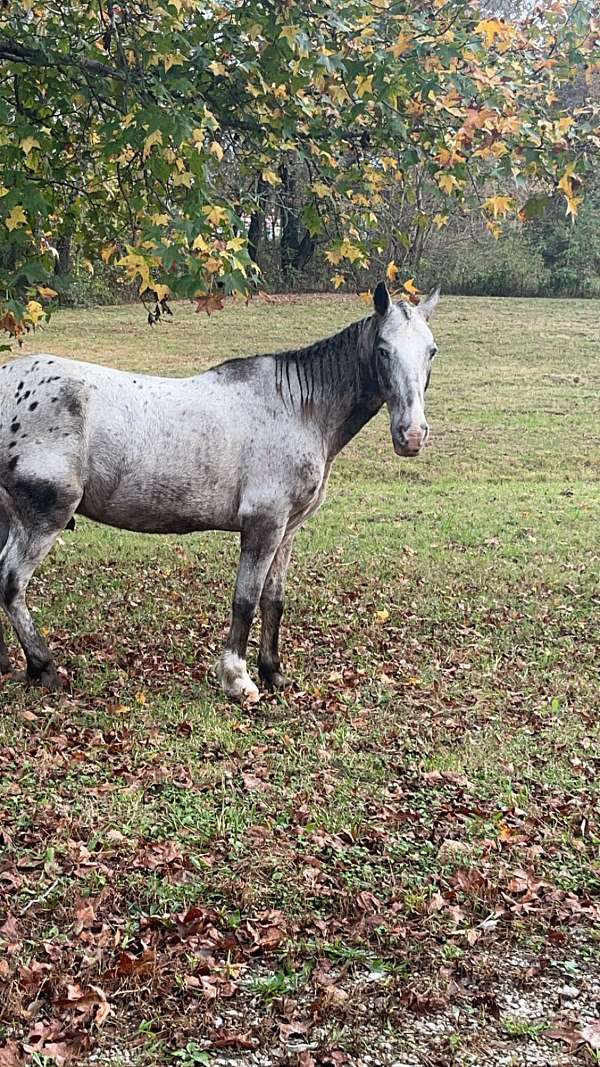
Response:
[0,295,599,1066]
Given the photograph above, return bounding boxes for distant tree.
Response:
[0,0,598,339]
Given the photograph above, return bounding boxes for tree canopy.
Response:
[0,0,598,338]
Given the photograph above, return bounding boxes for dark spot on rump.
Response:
[10,422,20,433]
[17,381,23,391]
[8,456,18,471]
[8,441,16,449]
[29,402,38,411]
[51,397,58,403]
[13,477,59,517]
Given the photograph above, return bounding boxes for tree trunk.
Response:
[54,234,72,275]
[279,162,300,281]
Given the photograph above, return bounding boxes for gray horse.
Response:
[0,282,439,700]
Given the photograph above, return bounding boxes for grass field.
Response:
[1,295,599,1067]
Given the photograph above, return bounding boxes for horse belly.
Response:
[79,450,242,534]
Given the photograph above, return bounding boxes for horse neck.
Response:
[275,317,383,458]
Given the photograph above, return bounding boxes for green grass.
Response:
[1,294,599,1064]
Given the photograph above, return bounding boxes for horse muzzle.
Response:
[392,424,429,458]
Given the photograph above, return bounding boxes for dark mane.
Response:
[271,317,378,413]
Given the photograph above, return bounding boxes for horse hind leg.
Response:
[0,504,10,674]
[0,481,81,690]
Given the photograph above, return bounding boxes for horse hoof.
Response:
[216,652,260,704]
[259,664,290,691]
[16,666,64,691]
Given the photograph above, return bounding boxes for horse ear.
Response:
[417,286,440,322]
[373,281,391,317]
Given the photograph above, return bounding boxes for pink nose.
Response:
[405,426,427,450]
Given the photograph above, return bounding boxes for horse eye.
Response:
[428,344,438,359]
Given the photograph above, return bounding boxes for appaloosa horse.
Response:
[0,282,439,700]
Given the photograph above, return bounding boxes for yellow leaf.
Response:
[152,284,170,301]
[150,213,169,225]
[403,278,419,295]
[226,236,246,252]
[37,286,57,300]
[202,205,228,226]
[331,274,345,289]
[20,136,41,155]
[208,60,226,76]
[359,290,373,304]
[0,185,8,198]
[261,169,281,186]
[116,252,152,293]
[172,171,193,187]
[5,204,27,231]
[475,18,516,50]
[565,192,582,218]
[192,233,211,252]
[101,244,117,264]
[163,53,184,72]
[375,608,389,623]
[311,181,330,197]
[390,33,412,58]
[25,299,44,325]
[143,129,163,160]
[355,74,373,97]
[339,240,365,264]
[433,213,449,228]
[279,24,300,45]
[483,194,513,218]
[437,173,460,195]
[556,115,574,135]
[386,260,399,283]
[210,141,224,161]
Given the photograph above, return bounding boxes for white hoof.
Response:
[216,652,260,704]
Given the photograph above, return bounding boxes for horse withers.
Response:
[0,282,439,700]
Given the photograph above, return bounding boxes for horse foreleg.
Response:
[258,533,295,690]
[217,521,286,703]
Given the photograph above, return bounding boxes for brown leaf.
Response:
[195,293,225,316]
[581,1021,600,1050]
[0,1041,24,1067]
[279,1019,310,1042]
[210,1032,255,1050]
[114,948,156,978]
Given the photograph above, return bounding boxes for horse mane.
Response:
[271,316,378,413]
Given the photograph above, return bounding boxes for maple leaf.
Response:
[37,286,58,300]
[5,205,27,231]
[437,173,460,195]
[195,292,225,316]
[210,140,224,160]
[142,128,163,160]
[208,60,226,76]
[20,136,40,154]
[390,33,411,58]
[386,260,399,282]
[203,204,228,226]
[331,273,345,289]
[355,74,373,97]
[25,300,44,325]
[484,195,513,218]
